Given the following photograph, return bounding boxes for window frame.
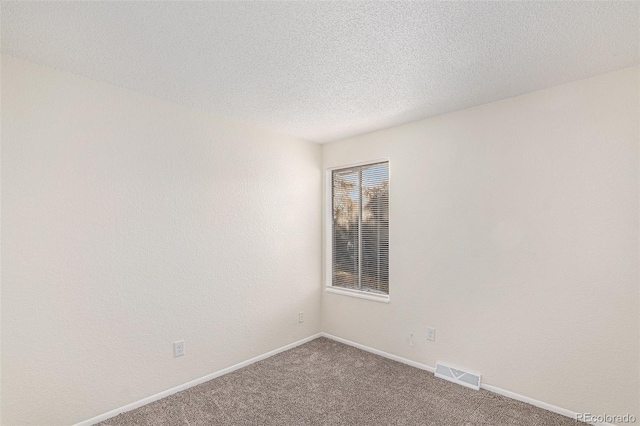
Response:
[325,159,390,303]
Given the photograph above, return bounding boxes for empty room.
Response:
[1,1,638,425]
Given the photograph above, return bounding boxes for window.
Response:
[329,161,389,299]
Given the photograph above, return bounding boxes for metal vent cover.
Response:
[435,362,481,390]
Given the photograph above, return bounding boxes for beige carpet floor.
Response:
[99,337,580,425]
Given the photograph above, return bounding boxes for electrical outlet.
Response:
[298,312,304,323]
[426,327,436,342]
[174,340,185,357]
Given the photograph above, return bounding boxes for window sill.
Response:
[325,286,390,303]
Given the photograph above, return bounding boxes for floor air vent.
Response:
[434,362,481,390]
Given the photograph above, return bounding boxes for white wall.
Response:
[3,54,638,425]
[322,67,640,419]
[1,55,322,425]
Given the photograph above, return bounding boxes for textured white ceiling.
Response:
[2,2,638,143]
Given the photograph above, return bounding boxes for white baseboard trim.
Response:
[480,383,576,420]
[319,332,611,426]
[75,332,611,426]
[74,333,322,426]
[319,332,435,373]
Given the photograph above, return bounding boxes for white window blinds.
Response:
[331,161,389,294]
